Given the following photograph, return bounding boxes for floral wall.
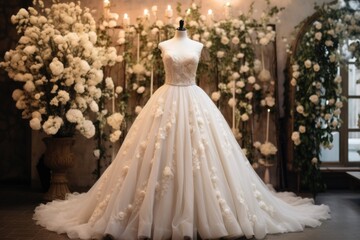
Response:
[1,0,335,189]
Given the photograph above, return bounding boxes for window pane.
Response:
[349,132,360,162]
[348,64,360,96]
[348,99,360,129]
[320,132,340,162]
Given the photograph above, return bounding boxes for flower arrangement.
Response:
[288,0,360,194]
[0,0,123,139]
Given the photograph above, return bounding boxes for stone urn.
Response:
[43,137,75,201]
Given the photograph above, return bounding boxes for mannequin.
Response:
[158,20,203,55]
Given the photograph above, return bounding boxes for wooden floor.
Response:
[0,185,359,240]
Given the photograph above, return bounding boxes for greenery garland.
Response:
[289,0,360,195]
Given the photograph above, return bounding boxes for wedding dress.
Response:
[34,30,330,240]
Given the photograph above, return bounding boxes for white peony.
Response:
[313,63,320,72]
[110,130,122,142]
[105,77,114,89]
[76,119,95,139]
[304,59,312,68]
[137,86,145,94]
[12,89,24,101]
[66,109,84,123]
[107,112,124,130]
[299,125,306,133]
[217,51,225,58]
[241,113,249,121]
[115,86,123,94]
[296,105,304,114]
[42,116,63,135]
[260,142,277,156]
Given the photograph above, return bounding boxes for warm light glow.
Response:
[144,9,149,16]
[186,8,191,15]
[103,0,110,7]
[208,9,213,15]
[124,13,129,19]
[268,108,270,112]
[167,5,172,10]
[226,2,231,7]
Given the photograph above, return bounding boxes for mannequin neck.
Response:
[174,30,188,39]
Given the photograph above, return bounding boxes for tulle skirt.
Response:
[34,84,330,240]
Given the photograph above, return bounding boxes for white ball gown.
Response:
[34,33,330,240]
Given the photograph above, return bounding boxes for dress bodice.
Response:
[161,42,201,86]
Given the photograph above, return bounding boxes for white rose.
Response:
[221,36,230,45]
[115,86,123,94]
[290,78,297,86]
[228,98,236,107]
[107,112,124,130]
[217,51,225,58]
[211,91,221,101]
[109,130,122,142]
[247,76,256,84]
[296,105,304,114]
[299,125,306,133]
[309,94,319,104]
[241,113,249,121]
[12,89,24,101]
[137,86,145,94]
[311,157,318,165]
[315,32,322,40]
[253,141,261,148]
[291,131,300,141]
[231,37,240,45]
[313,63,320,72]
[24,81,36,92]
[304,59,312,68]
[89,100,99,112]
[66,109,84,123]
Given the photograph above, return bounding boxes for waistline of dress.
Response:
[165,82,196,87]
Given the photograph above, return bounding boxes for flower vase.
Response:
[43,137,75,201]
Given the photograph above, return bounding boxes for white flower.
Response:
[42,116,63,135]
[259,142,277,156]
[241,113,249,121]
[299,125,306,133]
[115,86,123,94]
[259,37,270,45]
[29,118,42,130]
[217,51,225,58]
[205,41,212,48]
[228,98,236,107]
[12,89,24,101]
[290,78,297,86]
[292,64,299,71]
[76,119,95,139]
[135,106,142,115]
[291,131,301,145]
[314,21,322,29]
[107,112,124,130]
[325,40,333,47]
[335,101,343,108]
[253,141,261,148]
[133,64,145,74]
[24,81,35,92]
[74,83,85,93]
[240,64,250,73]
[265,96,275,107]
[245,92,253,100]
[137,86,145,94]
[109,130,122,142]
[313,64,320,72]
[315,32,322,41]
[231,37,240,45]
[296,105,304,114]
[49,57,64,76]
[304,59,312,68]
[311,157,318,165]
[57,90,70,105]
[211,91,221,101]
[237,53,245,59]
[332,120,338,127]
[309,94,319,104]
[66,109,84,123]
[247,76,256,84]
[221,36,229,45]
[89,100,99,112]
[93,149,100,158]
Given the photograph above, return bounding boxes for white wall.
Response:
[31,0,335,189]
